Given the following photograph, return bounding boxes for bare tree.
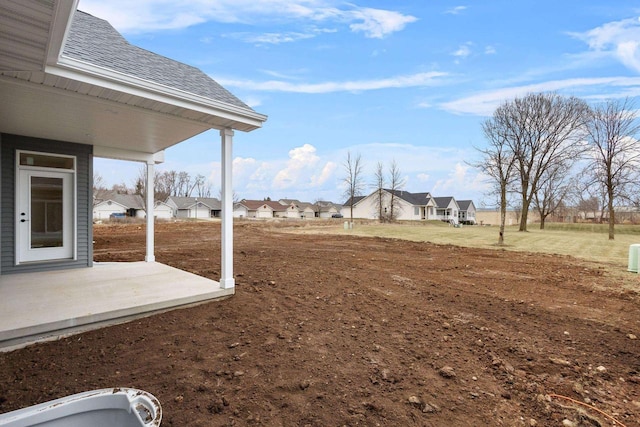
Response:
[372,161,386,222]
[156,170,178,201]
[387,159,405,221]
[93,173,110,205]
[473,117,517,245]
[193,174,211,198]
[583,98,640,239]
[496,93,588,231]
[176,171,191,197]
[533,161,574,229]
[342,151,365,224]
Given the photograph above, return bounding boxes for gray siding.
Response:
[1,134,93,274]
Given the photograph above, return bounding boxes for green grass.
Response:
[299,221,640,268]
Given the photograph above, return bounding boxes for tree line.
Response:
[474,93,640,243]
[94,167,213,203]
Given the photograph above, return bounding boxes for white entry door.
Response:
[17,169,74,263]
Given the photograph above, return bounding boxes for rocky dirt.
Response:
[1,220,639,426]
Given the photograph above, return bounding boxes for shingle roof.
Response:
[168,196,221,210]
[65,11,253,111]
[457,200,474,211]
[97,192,145,209]
[239,200,287,211]
[433,197,456,208]
[343,196,365,206]
[384,189,433,206]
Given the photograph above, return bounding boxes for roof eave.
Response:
[49,57,267,131]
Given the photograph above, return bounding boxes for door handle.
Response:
[20,219,28,223]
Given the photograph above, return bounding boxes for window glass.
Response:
[20,153,74,170]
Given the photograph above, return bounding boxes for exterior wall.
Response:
[93,201,126,219]
[393,197,421,221]
[341,192,426,221]
[256,206,273,218]
[285,206,300,218]
[319,207,337,218]
[191,205,210,219]
[154,204,173,219]
[233,206,248,218]
[1,134,93,274]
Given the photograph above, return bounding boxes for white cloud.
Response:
[223,31,316,45]
[348,7,418,39]
[441,76,640,116]
[452,43,472,58]
[79,0,416,38]
[484,45,496,55]
[215,71,449,94]
[569,17,640,72]
[432,163,488,197]
[417,173,430,182]
[273,144,321,189]
[445,6,467,15]
[311,161,338,186]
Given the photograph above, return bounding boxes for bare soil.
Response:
[1,221,639,426]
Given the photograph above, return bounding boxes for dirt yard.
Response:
[1,221,639,426]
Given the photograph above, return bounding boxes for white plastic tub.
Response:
[0,388,161,427]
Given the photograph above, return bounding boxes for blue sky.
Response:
[82,1,640,206]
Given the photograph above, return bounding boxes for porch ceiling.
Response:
[0,73,213,154]
[0,0,266,158]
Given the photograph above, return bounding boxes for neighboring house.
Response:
[457,200,477,225]
[341,196,366,218]
[278,199,315,219]
[233,200,289,218]
[432,197,460,224]
[0,2,266,346]
[154,201,174,220]
[93,192,145,220]
[341,190,437,221]
[166,196,221,219]
[317,202,341,218]
[340,190,469,224]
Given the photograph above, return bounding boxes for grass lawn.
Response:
[296,220,640,273]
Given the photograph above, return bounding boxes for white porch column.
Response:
[220,128,235,289]
[145,160,155,262]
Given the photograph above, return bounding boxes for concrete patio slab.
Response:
[0,262,233,351]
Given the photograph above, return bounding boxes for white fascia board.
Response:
[47,57,267,130]
[94,146,165,164]
[45,1,79,67]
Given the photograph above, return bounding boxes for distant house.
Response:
[233,200,289,218]
[316,201,341,218]
[341,189,470,224]
[279,199,316,219]
[341,189,437,221]
[154,201,174,219]
[166,196,221,219]
[93,192,145,219]
[432,197,460,224]
[457,200,477,225]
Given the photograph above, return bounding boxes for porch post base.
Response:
[220,278,235,289]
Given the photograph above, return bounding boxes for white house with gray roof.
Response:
[0,1,266,347]
[342,190,471,224]
[166,196,222,219]
[93,192,146,219]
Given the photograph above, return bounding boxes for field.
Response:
[1,220,639,426]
